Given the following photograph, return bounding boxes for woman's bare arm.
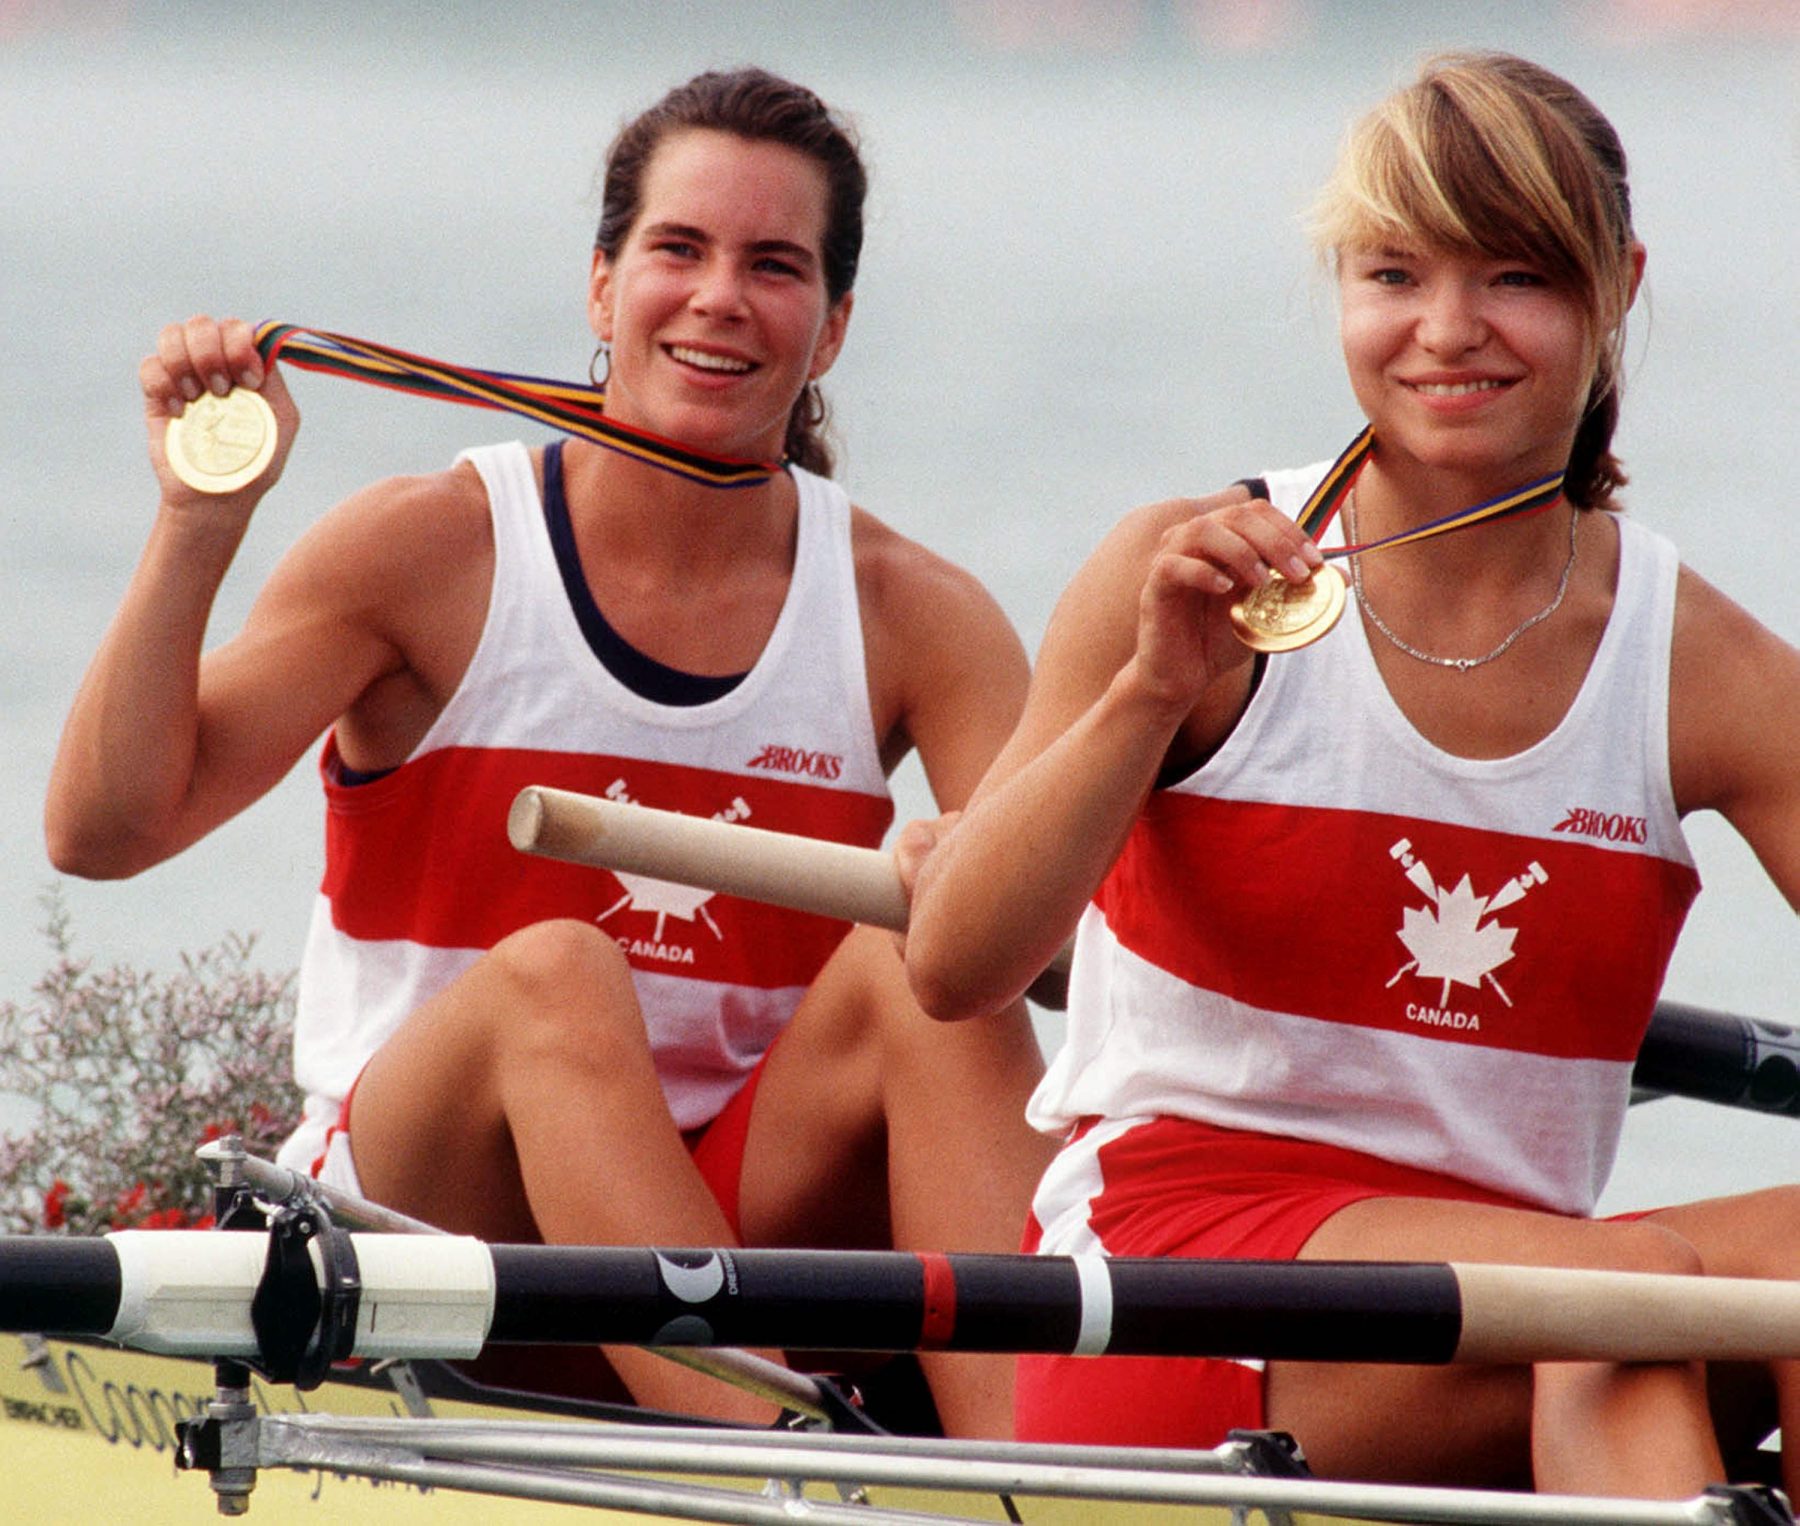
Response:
[1669,567,1800,909]
[906,491,1321,1020]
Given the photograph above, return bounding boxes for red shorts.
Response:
[1015,1116,1550,1450]
[685,1052,770,1241]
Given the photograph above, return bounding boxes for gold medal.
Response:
[163,387,277,494]
[1228,562,1348,653]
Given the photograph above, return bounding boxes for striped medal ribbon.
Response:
[1228,426,1566,653]
[253,321,780,489]
[1308,425,1566,556]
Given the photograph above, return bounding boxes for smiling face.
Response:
[589,128,851,462]
[1337,242,1597,494]
[1309,54,1643,508]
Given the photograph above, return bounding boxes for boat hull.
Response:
[5,1332,1784,1526]
[0,1334,1198,1523]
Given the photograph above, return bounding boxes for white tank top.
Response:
[1028,460,1699,1214]
[280,443,893,1171]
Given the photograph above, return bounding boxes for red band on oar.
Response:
[917,1252,958,1349]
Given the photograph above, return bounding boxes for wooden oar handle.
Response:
[508,786,910,931]
[509,786,1075,986]
[1452,1261,1800,1364]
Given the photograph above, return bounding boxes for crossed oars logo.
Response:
[1385,838,1550,1008]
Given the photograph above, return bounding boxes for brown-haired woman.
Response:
[905,51,1799,1490]
[47,67,1051,1435]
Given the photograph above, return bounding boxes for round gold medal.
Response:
[163,387,277,495]
[1228,562,1348,653]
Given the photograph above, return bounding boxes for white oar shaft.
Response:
[1452,1262,1800,1364]
[508,786,910,932]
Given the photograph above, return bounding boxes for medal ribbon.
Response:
[1291,426,1566,558]
[252,321,779,489]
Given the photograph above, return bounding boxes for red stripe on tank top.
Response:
[1095,793,1697,1062]
[318,742,894,989]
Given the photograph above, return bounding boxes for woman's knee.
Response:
[1582,1217,1706,1278]
[818,925,1036,1057]
[479,919,644,1058]
[800,926,915,1047]
[833,924,910,992]
[484,918,628,997]
[1647,1184,1800,1280]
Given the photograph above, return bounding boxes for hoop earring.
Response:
[589,344,611,389]
[801,381,825,429]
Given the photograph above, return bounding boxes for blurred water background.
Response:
[1,0,1794,1212]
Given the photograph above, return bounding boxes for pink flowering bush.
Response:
[0,892,302,1235]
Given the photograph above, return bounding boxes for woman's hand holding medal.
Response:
[143,316,298,509]
[1131,494,1327,712]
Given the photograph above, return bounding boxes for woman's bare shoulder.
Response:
[277,459,493,591]
[847,503,1016,642]
[1669,562,1800,817]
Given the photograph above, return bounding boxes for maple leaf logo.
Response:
[1385,839,1547,1010]
[1394,875,1518,1005]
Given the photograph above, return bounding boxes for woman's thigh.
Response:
[733,926,1048,1252]
[347,919,648,1244]
[730,931,898,1250]
[1641,1186,1800,1279]
[1264,1194,1706,1486]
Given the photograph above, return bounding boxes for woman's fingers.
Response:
[141,315,297,505]
[892,811,962,901]
[145,315,267,415]
[178,314,235,399]
[1165,497,1324,593]
[1128,496,1327,710]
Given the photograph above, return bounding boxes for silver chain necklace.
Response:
[1346,490,1579,674]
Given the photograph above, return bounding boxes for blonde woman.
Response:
[907,53,1799,1492]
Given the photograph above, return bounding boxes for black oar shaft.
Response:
[1106,1258,1462,1363]
[0,1236,120,1335]
[1636,1002,1800,1117]
[486,1246,1466,1363]
[0,1236,1464,1362]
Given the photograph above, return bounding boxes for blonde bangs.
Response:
[1316,75,1586,279]
[1309,109,1488,262]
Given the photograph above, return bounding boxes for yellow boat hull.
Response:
[0,1334,1205,1523]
